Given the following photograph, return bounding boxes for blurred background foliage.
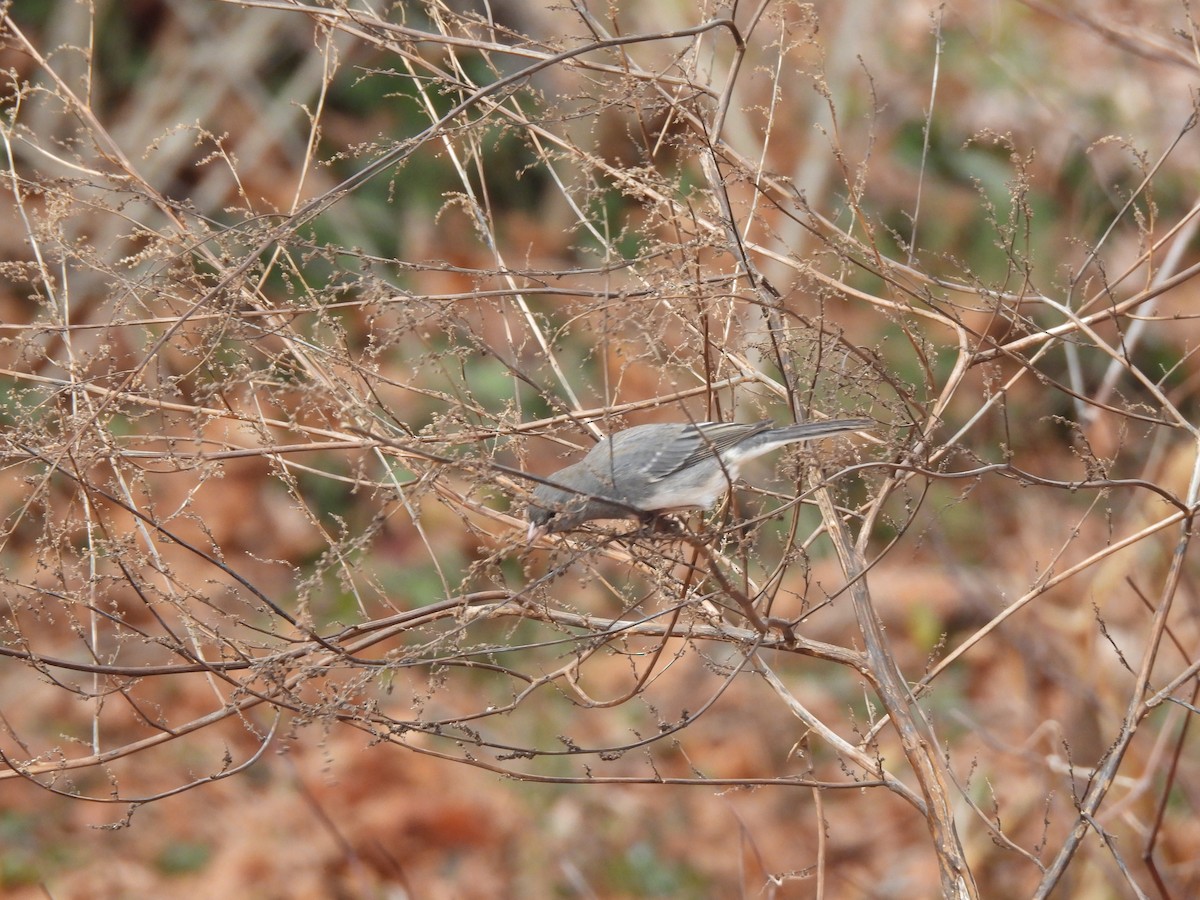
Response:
[2,0,1200,897]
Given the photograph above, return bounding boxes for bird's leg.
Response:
[655,514,686,536]
[634,512,684,536]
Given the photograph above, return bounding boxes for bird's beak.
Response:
[527,521,547,543]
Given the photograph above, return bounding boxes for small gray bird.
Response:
[526,418,872,540]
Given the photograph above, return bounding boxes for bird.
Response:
[526,417,872,540]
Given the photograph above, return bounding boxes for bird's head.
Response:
[525,482,589,541]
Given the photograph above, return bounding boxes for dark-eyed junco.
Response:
[526,418,872,540]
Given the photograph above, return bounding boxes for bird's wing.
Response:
[643,421,770,481]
